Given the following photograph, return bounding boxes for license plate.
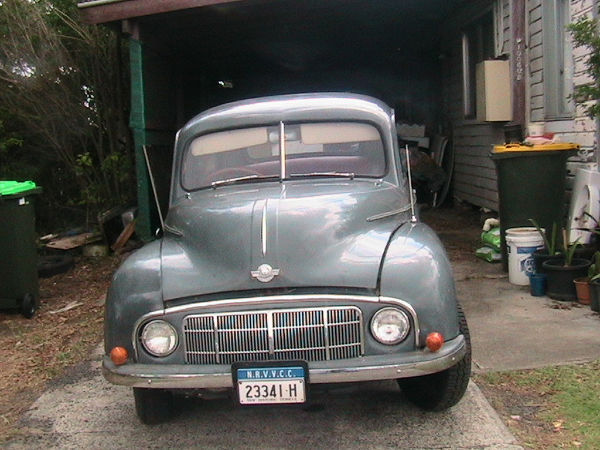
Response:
[233,362,308,405]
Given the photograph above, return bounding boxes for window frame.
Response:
[180,120,388,192]
[461,9,496,119]
[543,0,574,120]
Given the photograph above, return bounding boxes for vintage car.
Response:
[103,93,471,424]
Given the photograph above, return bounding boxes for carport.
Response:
[79,0,472,239]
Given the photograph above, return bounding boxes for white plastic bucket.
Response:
[505,227,545,286]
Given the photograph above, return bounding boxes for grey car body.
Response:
[103,93,470,424]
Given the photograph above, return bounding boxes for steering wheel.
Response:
[211,167,262,180]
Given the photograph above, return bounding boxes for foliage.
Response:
[529,219,582,266]
[588,251,600,280]
[529,219,559,255]
[0,0,133,230]
[478,360,600,449]
[568,17,600,119]
[562,236,580,267]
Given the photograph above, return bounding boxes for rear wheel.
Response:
[133,388,174,425]
[398,304,471,411]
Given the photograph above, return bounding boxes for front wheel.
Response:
[398,304,471,411]
[133,388,174,425]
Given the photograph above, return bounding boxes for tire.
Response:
[20,293,37,319]
[398,303,471,411]
[38,254,74,278]
[133,388,174,425]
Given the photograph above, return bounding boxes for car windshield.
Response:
[181,122,386,190]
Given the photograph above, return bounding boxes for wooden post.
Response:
[511,0,526,127]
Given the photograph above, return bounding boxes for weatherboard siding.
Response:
[442,0,505,211]
[529,0,597,189]
[443,0,598,212]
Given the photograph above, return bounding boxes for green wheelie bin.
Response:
[0,181,42,318]
[491,143,579,271]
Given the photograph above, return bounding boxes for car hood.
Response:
[160,181,410,301]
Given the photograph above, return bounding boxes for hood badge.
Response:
[251,264,280,283]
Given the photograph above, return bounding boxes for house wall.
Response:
[441,0,507,211]
[528,0,597,187]
[443,0,598,212]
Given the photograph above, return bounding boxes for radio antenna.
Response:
[404,144,418,223]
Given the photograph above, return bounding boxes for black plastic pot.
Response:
[591,279,600,312]
[574,244,597,262]
[542,258,591,301]
[533,250,562,274]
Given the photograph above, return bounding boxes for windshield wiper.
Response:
[289,172,355,180]
[211,174,280,189]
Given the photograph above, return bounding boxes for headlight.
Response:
[140,320,178,356]
[370,307,410,345]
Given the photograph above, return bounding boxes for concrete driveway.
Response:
[8,353,519,449]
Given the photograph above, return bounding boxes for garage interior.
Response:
[87,0,473,237]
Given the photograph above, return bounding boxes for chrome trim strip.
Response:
[133,294,422,353]
[323,309,331,360]
[104,336,465,389]
[212,315,220,364]
[261,200,267,257]
[366,205,412,222]
[279,121,286,179]
[164,223,184,237]
[266,312,275,355]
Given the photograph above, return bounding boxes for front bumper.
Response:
[102,334,466,389]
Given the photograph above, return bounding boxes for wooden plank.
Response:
[111,220,137,252]
[454,182,499,211]
[452,145,497,156]
[511,0,526,126]
[453,125,502,138]
[454,134,501,146]
[79,0,250,24]
[529,56,543,73]
[454,154,496,170]
[46,233,102,250]
[454,164,497,180]
[454,173,498,191]
[529,31,542,48]
[454,181,498,202]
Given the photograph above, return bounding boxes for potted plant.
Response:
[587,251,600,312]
[542,230,590,301]
[572,212,600,260]
[573,251,600,305]
[529,219,561,273]
[568,17,600,307]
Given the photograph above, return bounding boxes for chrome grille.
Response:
[183,307,363,364]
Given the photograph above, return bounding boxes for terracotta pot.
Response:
[573,277,592,305]
[542,258,591,301]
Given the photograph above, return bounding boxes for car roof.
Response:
[178,93,394,139]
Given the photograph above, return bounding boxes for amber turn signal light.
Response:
[110,346,129,365]
[426,332,444,352]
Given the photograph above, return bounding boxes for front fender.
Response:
[379,222,459,344]
[104,240,164,356]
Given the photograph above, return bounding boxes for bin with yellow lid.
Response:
[490,142,580,272]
